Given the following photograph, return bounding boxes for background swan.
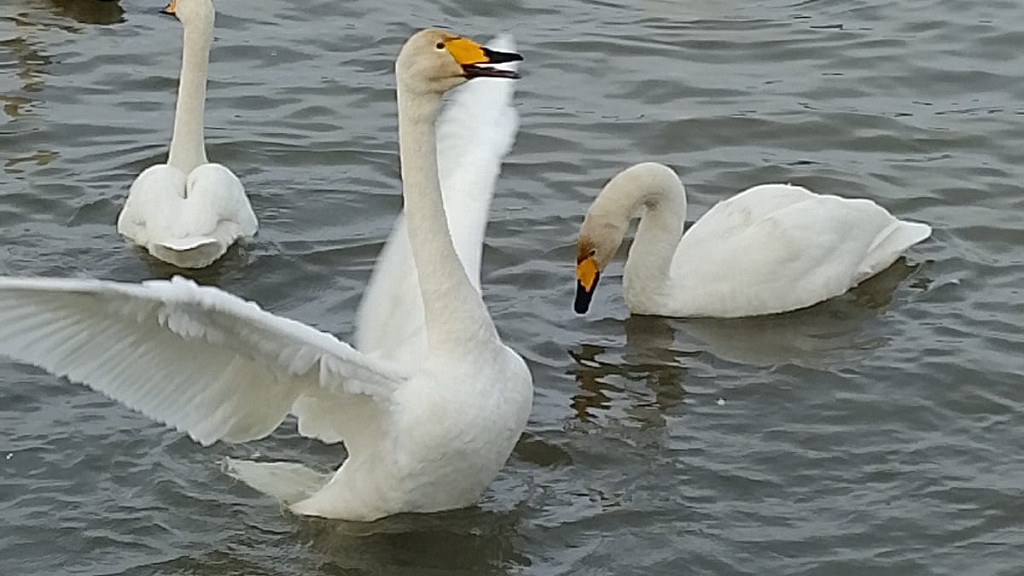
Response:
[0,29,532,522]
[575,162,932,318]
[116,0,257,269]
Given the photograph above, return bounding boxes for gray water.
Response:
[1,0,1023,574]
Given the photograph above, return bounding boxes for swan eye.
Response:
[435,42,446,50]
[589,249,597,257]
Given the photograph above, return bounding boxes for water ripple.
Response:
[1,0,1023,574]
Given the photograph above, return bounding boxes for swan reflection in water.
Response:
[569,257,930,421]
[27,0,123,26]
[569,315,688,428]
[1,0,122,164]
[289,505,528,575]
[676,257,928,368]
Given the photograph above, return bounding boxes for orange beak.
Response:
[443,36,522,79]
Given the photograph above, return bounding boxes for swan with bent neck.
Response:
[116,0,257,269]
[575,162,932,318]
[0,29,532,522]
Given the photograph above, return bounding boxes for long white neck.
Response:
[396,84,498,351]
[167,15,212,173]
[596,163,687,310]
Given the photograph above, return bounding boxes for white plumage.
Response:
[117,0,257,269]
[356,36,520,366]
[0,276,403,446]
[0,30,532,522]
[575,162,932,318]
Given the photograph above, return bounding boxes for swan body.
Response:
[116,0,257,269]
[0,29,532,522]
[575,162,932,318]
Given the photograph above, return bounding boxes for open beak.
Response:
[160,0,177,15]
[462,47,522,79]
[445,37,523,80]
[574,257,600,314]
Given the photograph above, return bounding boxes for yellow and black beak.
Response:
[574,257,600,314]
[160,0,177,15]
[443,37,522,80]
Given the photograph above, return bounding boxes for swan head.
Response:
[396,29,522,96]
[160,0,213,24]
[574,163,684,314]
[575,215,628,315]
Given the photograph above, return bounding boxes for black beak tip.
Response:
[574,283,594,315]
[482,47,524,64]
[574,271,600,314]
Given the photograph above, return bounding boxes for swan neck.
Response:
[615,173,687,303]
[396,83,496,350]
[167,19,212,173]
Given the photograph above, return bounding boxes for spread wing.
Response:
[0,276,406,446]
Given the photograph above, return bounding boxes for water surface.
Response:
[1,0,1022,574]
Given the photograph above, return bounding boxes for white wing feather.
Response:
[355,35,520,365]
[671,187,930,317]
[686,183,818,235]
[0,276,405,446]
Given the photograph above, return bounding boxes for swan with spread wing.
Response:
[0,29,533,522]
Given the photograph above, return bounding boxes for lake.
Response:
[1,0,1022,574]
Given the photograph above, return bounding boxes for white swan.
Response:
[116,0,257,269]
[0,29,533,522]
[575,162,932,318]
[354,34,520,367]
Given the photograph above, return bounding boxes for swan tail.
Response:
[223,457,328,506]
[149,237,224,269]
[859,219,932,278]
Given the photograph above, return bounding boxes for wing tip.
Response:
[487,34,517,53]
[901,219,933,245]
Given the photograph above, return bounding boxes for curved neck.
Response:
[601,169,686,306]
[396,84,497,351]
[167,18,212,173]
